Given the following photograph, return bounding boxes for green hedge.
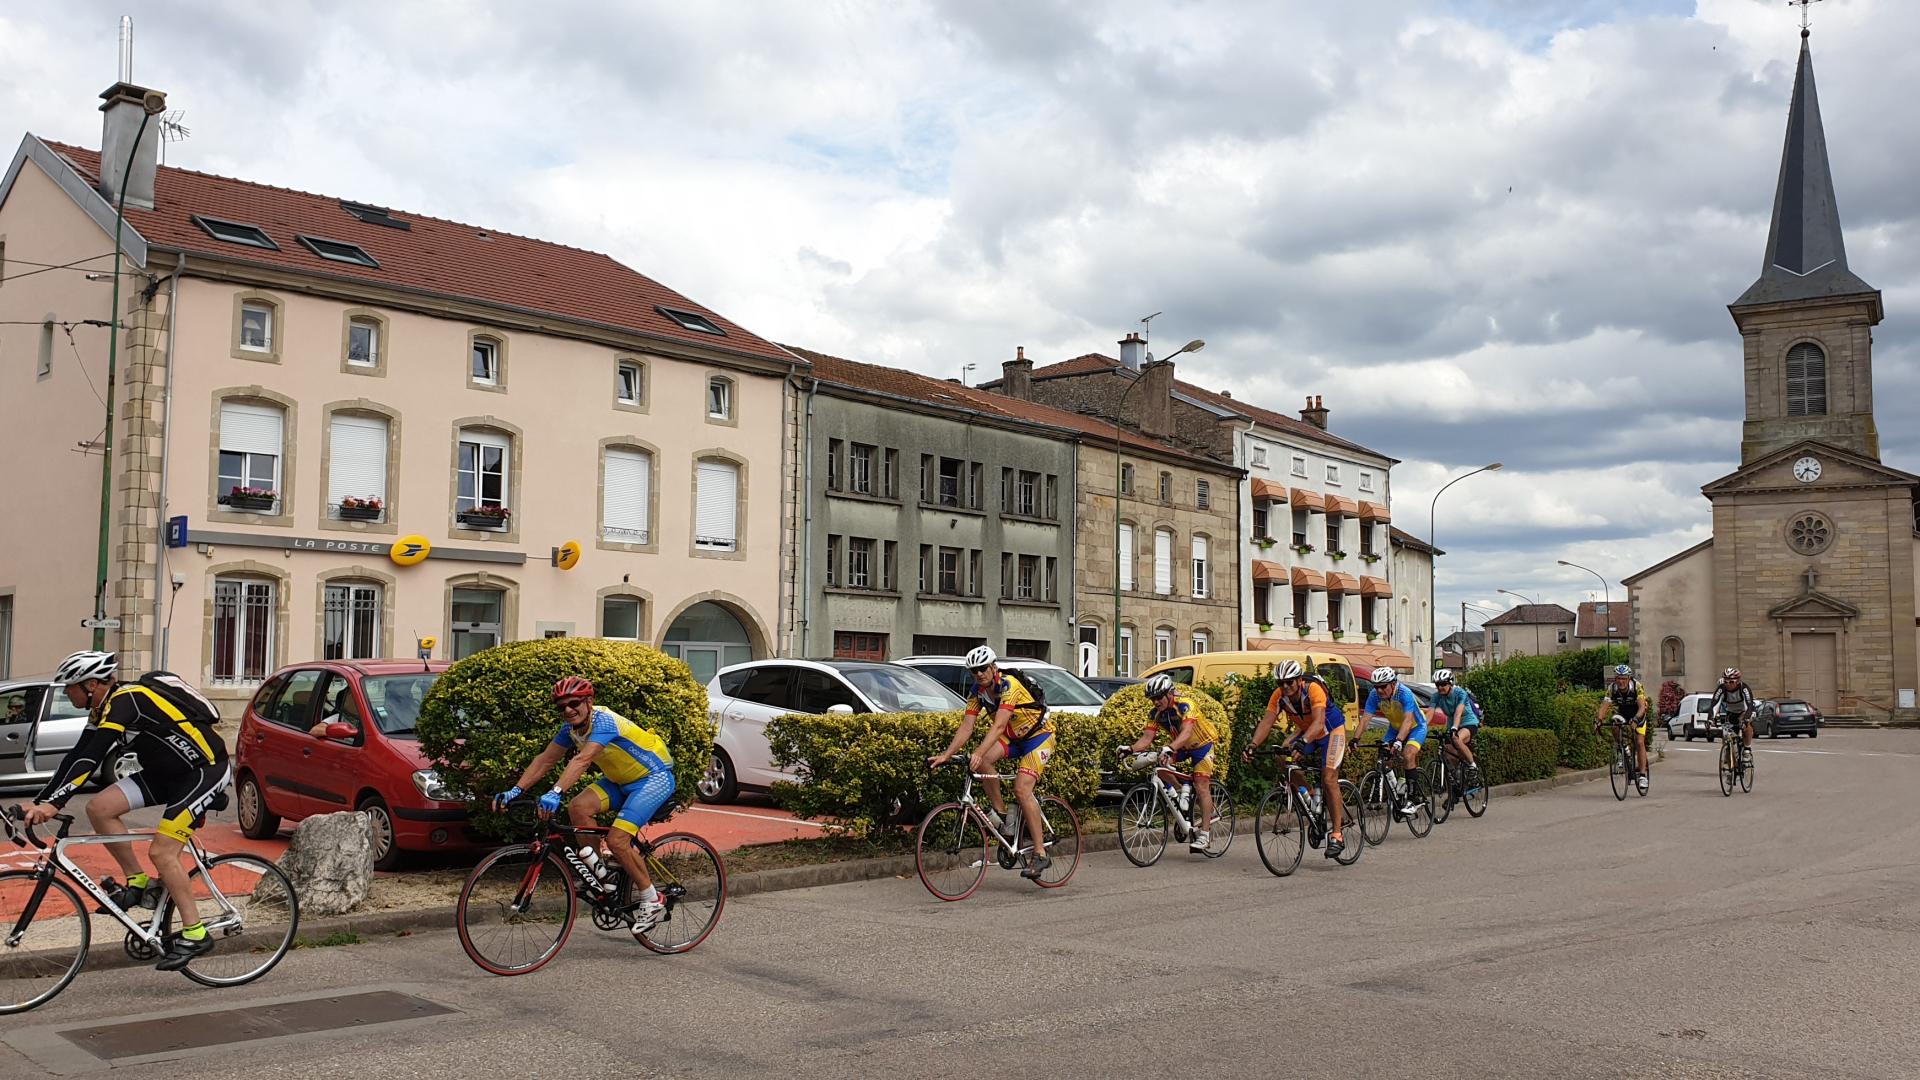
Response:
[1461,654,1558,728]
[1474,726,1560,786]
[1553,645,1630,690]
[1550,691,1611,770]
[416,638,714,839]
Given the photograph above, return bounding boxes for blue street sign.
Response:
[166,516,189,548]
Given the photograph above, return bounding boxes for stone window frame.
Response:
[614,356,649,415]
[340,307,390,377]
[1660,635,1685,678]
[1190,529,1214,600]
[442,570,520,654]
[689,449,749,561]
[704,372,738,427]
[1152,624,1176,666]
[1117,623,1137,677]
[1190,626,1214,655]
[230,290,284,363]
[201,559,291,707]
[1785,509,1834,556]
[596,584,654,641]
[597,435,661,555]
[447,416,524,543]
[466,329,508,393]
[318,399,402,536]
[312,564,397,659]
[207,386,298,528]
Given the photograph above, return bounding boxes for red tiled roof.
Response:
[1576,601,1629,639]
[41,141,792,364]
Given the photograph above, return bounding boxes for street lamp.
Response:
[1427,462,1502,675]
[1112,336,1204,674]
[1558,559,1615,657]
[1496,588,1537,606]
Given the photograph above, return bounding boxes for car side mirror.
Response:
[324,722,359,741]
[826,704,855,716]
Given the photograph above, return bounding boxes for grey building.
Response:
[785,347,1077,662]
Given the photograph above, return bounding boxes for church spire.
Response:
[1732,34,1875,308]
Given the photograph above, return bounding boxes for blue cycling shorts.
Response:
[587,769,675,836]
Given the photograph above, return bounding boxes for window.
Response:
[211,577,276,683]
[602,447,652,543]
[1359,471,1375,493]
[1000,553,1013,597]
[38,316,54,377]
[1253,503,1269,539]
[1362,597,1378,636]
[1016,554,1039,599]
[657,305,726,336]
[1196,479,1211,510]
[825,535,840,586]
[1326,517,1342,553]
[456,430,510,516]
[1044,474,1058,519]
[1253,584,1270,626]
[296,235,379,267]
[937,457,963,507]
[327,414,388,520]
[969,550,983,596]
[347,318,380,367]
[323,582,381,660]
[1191,536,1209,598]
[1661,636,1685,677]
[1155,629,1173,665]
[340,201,408,229]
[1015,470,1039,516]
[1118,627,1135,677]
[616,361,643,405]
[848,538,874,588]
[1786,342,1827,417]
[1557,628,1569,645]
[882,449,898,499]
[470,338,499,384]
[969,463,985,509]
[694,460,740,551]
[849,444,876,495]
[1491,630,1502,645]
[918,545,930,593]
[795,670,860,713]
[1291,455,1307,477]
[1326,464,1341,485]
[601,597,642,641]
[1359,524,1375,557]
[1250,445,1268,468]
[1327,591,1344,632]
[1077,624,1100,677]
[1154,528,1174,595]
[239,302,273,352]
[1158,472,1172,502]
[826,440,843,491]
[449,587,504,660]
[707,376,733,419]
[1120,463,1135,495]
[218,401,283,511]
[1292,508,1310,549]
[192,215,277,250]
[1293,588,1310,629]
[834,631,888,661]
[1045,557,1058,602]
[1192,631,1210,655]
[938,547,962,595]
[882,541,898,591]
[1118,523,1135,591]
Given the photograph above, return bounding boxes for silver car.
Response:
[0,678,141,793]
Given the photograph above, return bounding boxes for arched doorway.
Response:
[662,601,755,684]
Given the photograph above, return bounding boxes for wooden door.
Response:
[1789,633,1838,713]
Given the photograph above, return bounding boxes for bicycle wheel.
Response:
[0,871,89,1015]
[1333,780,1365,865]
[176,853,299,988]
[637,832,726,954]
[914,803,987,901]
[1403,773,1434,839]
[1254,788,1305,877]
[1030,795,1081,889]
[1117,785,1167,867]
[1718,742,1735,797]
[1429,758,1453,825]
[1739,744,1755,794]
[1610,743,1628,800]
[1358,769,1391,846]
[1200,780,1236,858]
[456,844,578,975]
[1462,762,1490,818]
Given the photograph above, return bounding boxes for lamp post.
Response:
[1496,588,1537,606]
[1112,336,1204,675]
[1427,462,1502,677]
[1558,559,1614,657]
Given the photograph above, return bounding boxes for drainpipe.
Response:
[1240,419,1256,646]
[151,253,183,670]
[797,376,818,657]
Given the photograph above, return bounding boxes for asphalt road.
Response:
[5,729,1918,1079]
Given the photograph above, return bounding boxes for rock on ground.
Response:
[276,811,375,916]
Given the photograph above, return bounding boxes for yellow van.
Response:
[1141,650,1362,733]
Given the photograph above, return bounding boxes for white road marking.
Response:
[685,806,827,828]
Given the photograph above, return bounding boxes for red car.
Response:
[235,660,481,869]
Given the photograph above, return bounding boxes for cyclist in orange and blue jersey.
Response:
[493,676,675,936]
[1362,666,1429,821]
[1123,674,1219,852]
[1245,660,1349,858]
[928,646,1054,879]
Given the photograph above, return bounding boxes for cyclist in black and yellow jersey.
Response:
[1594,663,1650,795]
[23,651,232,970]
[928,646,1053,879]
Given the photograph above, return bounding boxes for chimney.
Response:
[98,82,167,210]
[1118,332,1147,370]
[1001,345,1033,400]
[1139,359,1176,439]
[1300,394,1329,430]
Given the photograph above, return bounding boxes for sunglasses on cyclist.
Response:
[556,697,592,714]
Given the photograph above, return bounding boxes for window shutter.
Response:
[1155,530,1173,593]
[1119,523,1135,591]
[220,402,283,456]
[327,415,387,506]
[603,448,651,541]
[695,460,738,547]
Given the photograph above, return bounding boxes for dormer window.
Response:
[658,306,726,336]
[297,235,379,268]
[192,216,278,250]
[339,201,410,230]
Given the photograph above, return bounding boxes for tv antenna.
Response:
[159,110,190,163]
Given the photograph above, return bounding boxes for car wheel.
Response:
[357,795,404,871]
[697,750,739,805]
[236,772,281,839]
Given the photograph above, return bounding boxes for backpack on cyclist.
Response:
[135,670,222,727]
[1463,686,1489,725]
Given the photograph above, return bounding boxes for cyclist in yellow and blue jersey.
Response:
[1123,674,1219,852]
[928,646,1054,879]
[494,676,675,936]
[1362,666,1429,820]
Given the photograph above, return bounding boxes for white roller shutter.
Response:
[328,415,388,506]
[603,448,652,541]
[1155,529,1173,594]
[1118,523,1135,590]
[220,402,282,456]
[695,460,738,549]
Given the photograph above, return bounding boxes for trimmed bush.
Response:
[1461,654,1559,728]
[1474,726,1560,786]
[1551,691,1610,770]
[416,638,713,839]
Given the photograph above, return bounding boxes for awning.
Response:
[1322,641,1417,674]
[1250,478,1288,502]
[1252,560,1288,584]
[1327,572,1361,593]
[1290,489,1325,512]
[1290,567,1326,590]
[1359,575,1392,598]
[1359,501,1391,523]
[1324,495,1359,517]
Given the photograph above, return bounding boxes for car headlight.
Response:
[412,769,458,802]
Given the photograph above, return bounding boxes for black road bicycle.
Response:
[1602,715,1651,801]
[1252,747,1363,876]
[1424,726,1489,823]
[1717,717,1755,796]
[1357,740,1433,843]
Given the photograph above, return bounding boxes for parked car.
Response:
[1081,676,1142,700]
[1756,698,1821,738]
[894,657,1107,717]
[234,660,473,869]
[1140,649,1360,705]
[0,677,141,793]
[702,659,965,804]
[1665,692,1718,741]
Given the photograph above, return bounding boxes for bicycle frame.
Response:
[511,816,689,916]
[948,765,1050,859]
[1118,754,1214,836]
[5,817,230,952]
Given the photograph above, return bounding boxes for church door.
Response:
[1788,632,1838,713]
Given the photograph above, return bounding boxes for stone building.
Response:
[1481,604,1579,663]
[1626,33,1919,721]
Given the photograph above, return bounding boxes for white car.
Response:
[701,659,965,804]
[1665,692,1718,741]
[893,656,1107,717]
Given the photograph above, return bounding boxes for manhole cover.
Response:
[58,990,456,1060]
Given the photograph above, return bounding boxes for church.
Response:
[1626,29,1920,723]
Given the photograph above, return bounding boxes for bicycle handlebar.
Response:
[4,804,76,850]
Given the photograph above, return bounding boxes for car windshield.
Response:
[1009,666,1105,706]
[1778,702,1812,714]
[361,674,441,738]
[841,667,966,712]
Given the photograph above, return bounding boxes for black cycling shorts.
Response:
[111,764,232,842]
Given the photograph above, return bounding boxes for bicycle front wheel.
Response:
[1200,779,1236,858]
[915,803,987,901]
[1333,780,1365,865]
[1718,743,1736,797]
[1739,745,1755,794]
[179,853,300,988]
[1610,744,1629,800]
[1254,788,1304,877]
[1428,758,1453,825]
[1358,769,1391,846]
[0,871,89,1015]
[1117,785,1167,867]
[1030,795,1081,889]
[456,844,578,975]
[638,832,726,954]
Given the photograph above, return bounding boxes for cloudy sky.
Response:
[7,0,1916,639]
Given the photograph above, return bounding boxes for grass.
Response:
[294,929,363,949]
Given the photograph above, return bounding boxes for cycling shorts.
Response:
[587,768,676,836]
[1301,727,1347,771]
[1173,743,1214,778]
[1001,730,1054,778]
[112,764,232,843]
[1398,723,1428,750]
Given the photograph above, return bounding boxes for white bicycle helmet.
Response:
[1613,664,1633,678]
[1370,666,1399,687]
[1143,673,1176,698]
[1434,668,1454,685]
[964,645,997,671]
[54,650,118,685]
[1274,660,1305,681]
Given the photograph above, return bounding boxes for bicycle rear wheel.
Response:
[1200,780,1235,858]
[456,844,578,975]
[1333,780,1365,865]
[1718,743,1735,797]
[1254,789,1305,877]
[1117,784,1167,867]
[1462,762,1490,818]
[638,832,726,954]
[0,871,89,1015]
[178,853,299,987]
[914,803,987,901]
[1358,769,1391,846]
[1030,795,1081,888]
[1428,758,1453,825]
[1739,745,1755,794]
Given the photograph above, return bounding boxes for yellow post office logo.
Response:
[554,540,582,571]
[390,535,432,566]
